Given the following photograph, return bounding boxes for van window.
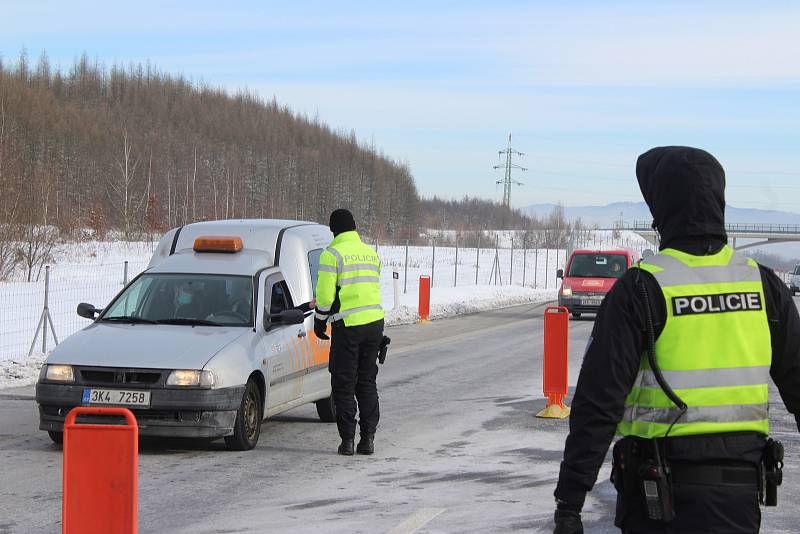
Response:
[102,274,254,326]
[568,253,628,279]
[308,248,324,294]
[794,265,800,276]
[268,280,294,316]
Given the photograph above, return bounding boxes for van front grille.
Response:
[78,367,165,386]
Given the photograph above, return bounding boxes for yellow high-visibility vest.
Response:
[617,246,770,438]
[315,231,384,327]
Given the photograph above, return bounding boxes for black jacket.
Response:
[554,147,800,511]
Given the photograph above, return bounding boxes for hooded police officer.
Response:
[553,147,800,533]
[314,209,385,456]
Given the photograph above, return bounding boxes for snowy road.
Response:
[1,301,799,533]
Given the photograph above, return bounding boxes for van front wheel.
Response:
[315,394,336,423]
[225,378,263,451]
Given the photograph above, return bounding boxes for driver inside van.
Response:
[174,282,204,318]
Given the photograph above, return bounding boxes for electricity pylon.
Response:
[493,134,526,209]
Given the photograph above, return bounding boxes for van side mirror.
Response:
[77,303,100,319]
[273,309,305,325]
[556,269,564,279]
[264,308,305,330]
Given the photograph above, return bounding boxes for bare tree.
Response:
[17,223,58,282]
[106,129,141,239]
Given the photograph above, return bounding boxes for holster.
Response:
[760,438,784,506]
[611,436,642,495]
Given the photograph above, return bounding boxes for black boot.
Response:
[338,439,354,456]
[356,434,374,455]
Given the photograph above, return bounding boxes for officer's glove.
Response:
[314,318,329,340]
[553,508,583,534]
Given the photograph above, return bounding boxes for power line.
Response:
[493,133,526,209]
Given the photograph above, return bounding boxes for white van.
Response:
[791,264,800,295]
[36,220,339,450]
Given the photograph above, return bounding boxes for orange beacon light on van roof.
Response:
[193,236,243,253]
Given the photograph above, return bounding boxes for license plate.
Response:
[82,388,151,407]
[581,298,603,307]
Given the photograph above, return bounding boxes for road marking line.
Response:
[387,508,446,534]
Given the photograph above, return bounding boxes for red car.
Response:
[557,249,637,318]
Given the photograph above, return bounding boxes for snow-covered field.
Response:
[0,230,651,389]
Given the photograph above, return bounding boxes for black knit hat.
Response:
[329,209,356,236]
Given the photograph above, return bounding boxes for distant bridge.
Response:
[619,221,800,250]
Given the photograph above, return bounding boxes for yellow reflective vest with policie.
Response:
[314,230,384,327]
[617,245,771,439]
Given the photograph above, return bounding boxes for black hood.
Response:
[636,146,727,244]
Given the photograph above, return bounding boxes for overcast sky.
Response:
[2,0,799,212]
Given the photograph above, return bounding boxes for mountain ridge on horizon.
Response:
[524,201,800,227]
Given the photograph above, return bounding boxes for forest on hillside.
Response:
[0,51,420,240]
[0,51,573,280]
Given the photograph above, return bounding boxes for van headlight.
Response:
[42,364,75,382]
[561,286,573,296]
[166,369,215,387]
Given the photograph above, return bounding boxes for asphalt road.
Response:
[1,300,799,533]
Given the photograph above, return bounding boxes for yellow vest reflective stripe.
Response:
[314,231,384,327]
[617,246,771,439]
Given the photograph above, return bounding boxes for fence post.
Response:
[42,266,50,353]
[431,238,436,288]
[475,232,481,285]
[403,240,409,294]
[123,261,129,286]
[523,246,527,287]
[534,248,539,288]
[393,272,400,310]
[510,238,514,285]
[28,265,59,356]
[454,238,458,287]
[545,248,550,289]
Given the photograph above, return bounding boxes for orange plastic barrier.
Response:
[63,407,138,534]
[537,306,571,419]
[418,275,431,322]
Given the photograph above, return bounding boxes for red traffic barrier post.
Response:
[536,306,571,419]
[63,407,138,534]
[418,275,431,323]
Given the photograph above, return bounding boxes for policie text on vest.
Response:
[672,292,762,316]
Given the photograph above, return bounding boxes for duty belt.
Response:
[670,463,758,487]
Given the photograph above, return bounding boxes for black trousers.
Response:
[329,319,384,439]
[613,433,764,534]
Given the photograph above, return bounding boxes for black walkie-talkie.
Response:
[639,442,675,522]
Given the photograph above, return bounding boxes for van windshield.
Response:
[102,274,254,327]
[567,253,627,279]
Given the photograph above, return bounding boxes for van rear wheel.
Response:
[48,431,63,445]
[315,394,336,423]
[225,378,262,451]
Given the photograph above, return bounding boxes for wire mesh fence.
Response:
[0,229,656,363]
[0,260,149,362]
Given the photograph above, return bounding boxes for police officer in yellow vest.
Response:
[553,147,800,533]
[314,209,384,456]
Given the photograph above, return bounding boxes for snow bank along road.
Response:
[1,301,798,533]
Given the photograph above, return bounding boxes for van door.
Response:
[303,248,332,399]
[260,273,307,411]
